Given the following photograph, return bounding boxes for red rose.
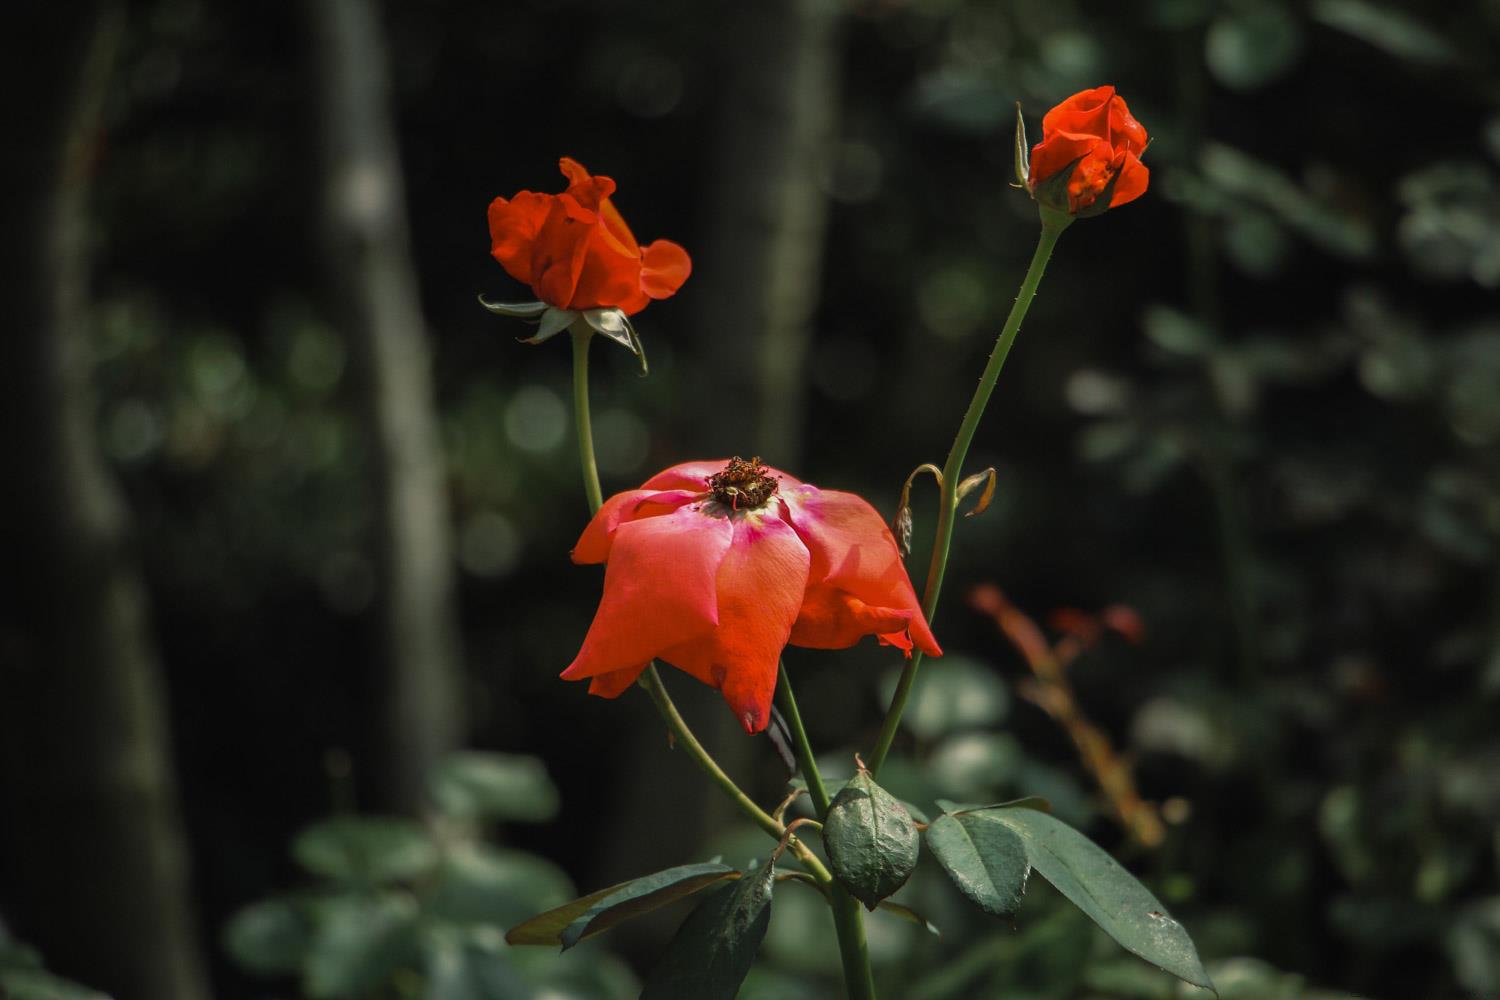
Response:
[487,157,691,314]
[561,458,942,733]
[1028,86,1149,215]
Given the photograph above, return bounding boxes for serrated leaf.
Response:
[223,897,312,975]
[506,862,736,948]
[304,895,419,999]
[640,861,774,1000]
[984,806,1215,992]
[926,812,1030,917]
[428,752,559,823]
[824,770,919,910]
[292,817,438,885]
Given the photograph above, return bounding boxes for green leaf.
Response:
[428,752,560,823]
[640,860,774,1000]
[506,882,634,947]
[948,796,1052,815]
[506,861,736,948]
[292,817,438,885]
[304,895,419,999]
[560,861,740,950]
[223,897,313,975]
[823,769,919,910]
[984,806,1215,992]
[925,812,1030,918]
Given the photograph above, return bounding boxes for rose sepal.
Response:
[580,308,649,375]
[477,296,549,318]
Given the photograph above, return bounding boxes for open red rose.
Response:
[1028,86,1149,215]
[487,157,691,314]
[561,458,942,733]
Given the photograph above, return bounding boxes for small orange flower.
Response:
[487,157,691,314]
[1027,86,1149,215]
[561,458,942,733]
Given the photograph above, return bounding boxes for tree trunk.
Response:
[0,5,211,998]
[306,0,466,812]
[692,0,842,467]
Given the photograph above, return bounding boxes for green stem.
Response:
[640,665,782,840]
[868,212,1069,775]
[570,327,603,514]
[829,891,879,1000]
[565,324,833,887]
[775,663,830,815]
[776,665,877,1000]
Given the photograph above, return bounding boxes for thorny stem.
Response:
[867,211,1070,775]
[777,664,878,1000]
[566,326,834,888]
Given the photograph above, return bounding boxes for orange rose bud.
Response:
[1024,86,1149,217]
[561,458,942,734]
[487,157,691,314]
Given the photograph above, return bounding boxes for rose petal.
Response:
[1041,86,1114,141]
[640,240,693,300]
[558,157,617,211]
[571,223,644,311]
[587,663,648,699]
[641,460,803,494]
[571,489,699,564]
[561,506,731,680]
[488,191,553,287]
[782,487,941,657]
[530,197,595,309]
[1108,95,1148,156]
[598,197,641,257]
[657,512,810,733]
[789,585,913,649]
[1029,133,1100,188]
[1067,143,1118,211]
[1108,151,1150,208]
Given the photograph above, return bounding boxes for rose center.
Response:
[709,456,779,510]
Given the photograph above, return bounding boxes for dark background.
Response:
[4,0,1500,998]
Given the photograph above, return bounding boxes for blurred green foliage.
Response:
[18,0,1497,996]
[224,753,638,999]
[0,929,108,1000]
